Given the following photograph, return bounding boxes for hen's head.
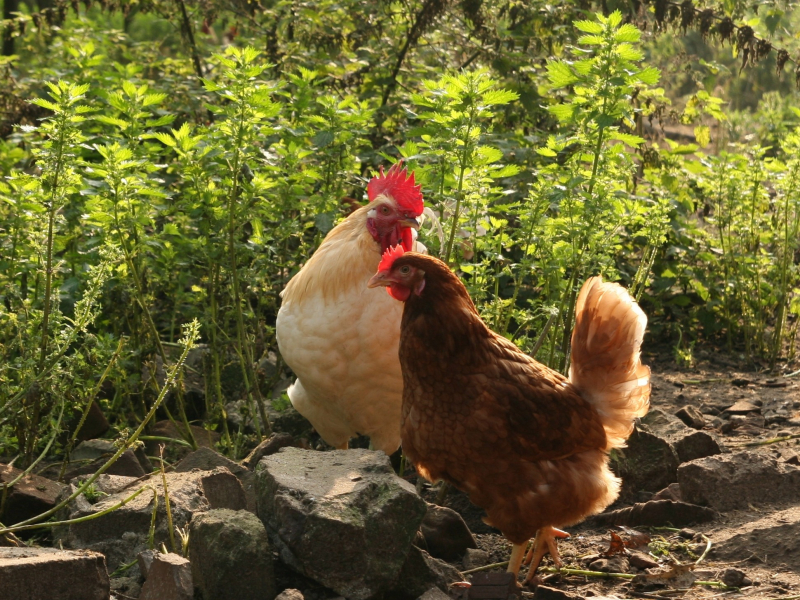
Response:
[368,245,469,306]
[366,162,423,253]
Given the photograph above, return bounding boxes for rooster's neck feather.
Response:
[281,203,378,305]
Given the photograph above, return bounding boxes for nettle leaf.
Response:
[609,131,644,146]
[636,67,661,85]
[145,132,177,147]
[548,103,577,123]
[614,23,641,42]
[312,130,335,148]
[616,44,643,61]
[31,98,59,112]
[481,89,519,105]
[537,147,558,157]
[694,126,710,148]
[578,35,605,46]
[95,116,130,129]
[574,19,604,33]
[547,62,578,88]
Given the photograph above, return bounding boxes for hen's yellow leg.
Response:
[336,442,349,450]
[507,542,527,577]
[523,526,568,584]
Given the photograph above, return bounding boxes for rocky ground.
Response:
[2,344,800,600]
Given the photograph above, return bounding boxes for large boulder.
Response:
[420,504,477,561]
[641,409,722,464]
[610,427,679,501]
[0,547,109,600]
[188,509,276,600]
[0,463,66,527]
[176,447,256,511]
[139,552,193,600]
[384,546,463,600]
[56,467,246,571]
[256,448,427,599]
[678,451,800,511]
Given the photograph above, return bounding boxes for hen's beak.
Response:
[368,271,391,288]
[398,216,420,230]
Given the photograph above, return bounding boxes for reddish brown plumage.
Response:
[378,253,650,545]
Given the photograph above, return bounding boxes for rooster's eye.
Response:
[399,266,411,275]
[380,206,390,215]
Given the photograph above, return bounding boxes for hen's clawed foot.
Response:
[522,526,569,584]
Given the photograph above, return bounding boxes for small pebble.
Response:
[721,567,749,588]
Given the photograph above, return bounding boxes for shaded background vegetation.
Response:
[2,0,800,465]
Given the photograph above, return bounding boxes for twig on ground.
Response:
[728,433,800,447]
[695,534,712,564]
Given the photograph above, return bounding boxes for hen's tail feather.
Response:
[569,277,650,451]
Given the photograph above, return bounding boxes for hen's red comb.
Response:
[367,161,423,216]
[378,244,405,272]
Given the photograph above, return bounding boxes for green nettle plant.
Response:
[199,46,282,441]
[531,11,663,370]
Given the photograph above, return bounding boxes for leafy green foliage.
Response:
[2,0,800,470]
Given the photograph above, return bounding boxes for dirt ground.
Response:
[438,344,800,600]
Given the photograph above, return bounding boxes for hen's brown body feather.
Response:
[396,255,649,545]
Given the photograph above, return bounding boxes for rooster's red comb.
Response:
[378,244,405,272]
[367,161,423,216]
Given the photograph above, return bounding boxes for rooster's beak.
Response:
[399,216,420,230]
[368,271,391,289]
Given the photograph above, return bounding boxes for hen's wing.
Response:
[461,333,607,464]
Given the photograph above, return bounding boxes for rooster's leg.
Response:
[336,442,349,450]
[522,526,569,584]
[506,542,527,578]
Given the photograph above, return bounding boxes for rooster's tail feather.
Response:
[568,277,650,451]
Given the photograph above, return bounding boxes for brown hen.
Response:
[368,247,650,583]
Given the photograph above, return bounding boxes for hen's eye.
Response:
[399,266,411,275]
[380,206,390,215]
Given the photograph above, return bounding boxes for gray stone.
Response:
[534,587,585,600]
[652,482,682,501]
[0,463,67,526]
[421,504,478,561]
[418,587,452,600]
[139,552,193,600]
[256,447,427,600]
[64,449,146,481]
[674,405,706,429]
[138,549,158,579]
[592,500,715,527]
[189,509,275,600]
[0,547,109,600]
[588,555,630,573]
[70,439,115,462]
[58,467,246,571]
[144,420,220,460]
[386,546,463,600]
[610,426,679,500]
[110,575,141,599]
[641,409,722,463]
[462,548,490,570]
[176,446,255,511]
[678,451,800,511]
[761,397,795,424]
[241,433,296,470]
[721,567,750,587]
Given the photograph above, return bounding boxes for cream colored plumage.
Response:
[276,199,424,455]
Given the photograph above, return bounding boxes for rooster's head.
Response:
[366,162,423,253]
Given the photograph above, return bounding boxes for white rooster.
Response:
[276,163,425,454]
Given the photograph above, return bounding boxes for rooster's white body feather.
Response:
[276,200,422,454]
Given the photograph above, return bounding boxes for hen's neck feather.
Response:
[281,203,377,304]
